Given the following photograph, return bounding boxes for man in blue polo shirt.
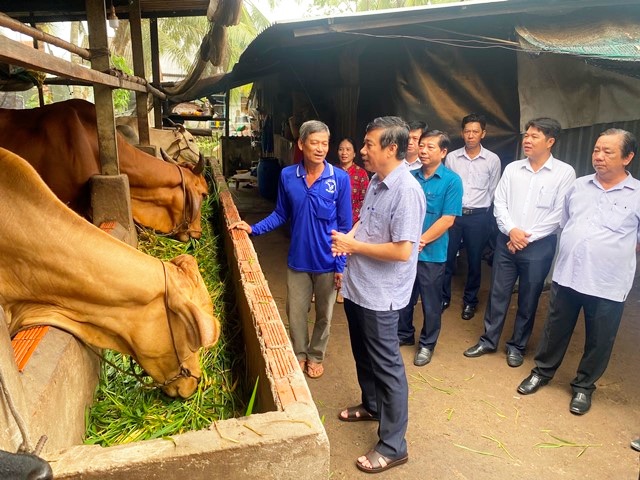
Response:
[397,130,463,366]
[229,120,352,379]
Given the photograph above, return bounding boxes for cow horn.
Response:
[177,124,186,133]
[192,153,206,175]
[160,148,178,164]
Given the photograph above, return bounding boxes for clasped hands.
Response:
[507,227,531,254]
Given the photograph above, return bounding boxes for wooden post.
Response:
[129,0,150,146]
[150,18,162,129]
[85,0,118,176]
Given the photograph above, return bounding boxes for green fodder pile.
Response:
[84,195,246,447]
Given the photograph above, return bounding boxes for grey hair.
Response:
[599,128,638,158]
[365,116,409,160]
[299,120,330,143]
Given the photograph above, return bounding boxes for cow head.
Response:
[164,125,201,165]
[132,255,220,398]
[129,153,208,243]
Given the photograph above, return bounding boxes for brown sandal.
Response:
[338,404,378,422]
[306,361,324,378]
[356,449,408,474]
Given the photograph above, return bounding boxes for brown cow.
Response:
[0,99,208,242]
[0,147,219,398]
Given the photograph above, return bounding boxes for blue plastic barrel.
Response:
[257,157,281,201]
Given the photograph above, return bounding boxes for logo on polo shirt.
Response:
[325,179,336,194]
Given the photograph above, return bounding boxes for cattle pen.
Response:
[0,1,330,477]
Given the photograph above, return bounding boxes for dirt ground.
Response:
[232,184,640,480]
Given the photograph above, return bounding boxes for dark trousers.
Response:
[344,299,408,458]
[442,212,492,307]
[532,283,625,394]
[479,233,556,353]
[398,261,445,349]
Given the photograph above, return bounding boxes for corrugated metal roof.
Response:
[204,0,640,94]
[517,19,640,61]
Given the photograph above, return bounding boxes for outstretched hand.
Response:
[229,220,252,234]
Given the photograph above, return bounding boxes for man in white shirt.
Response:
[403,121,428,171]
[463,118,576,368]
[443,114,501,320]
[518,129,639,415]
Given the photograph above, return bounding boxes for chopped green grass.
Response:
[84,191,246,447]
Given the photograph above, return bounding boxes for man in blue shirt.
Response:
[517,129,640,415]
[332,117,425,474]
[229,120,352,379]
[397,130,463,366]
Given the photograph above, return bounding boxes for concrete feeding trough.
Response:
[0,159,329,479]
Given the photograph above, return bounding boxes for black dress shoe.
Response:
[569,392,592,415]
[441,301,450,312]
[398,338,415,346]
[506,350,524,368]
[517,373,549,395]
[461,304,476,320]
[463,343,495,358]
[414,347,433,366]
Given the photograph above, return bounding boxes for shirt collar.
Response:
[457,145,486,161]
[523,154,556,172]
[414,163,445,181]
[591,171,638,191]
[296,160,332,179]
[404,157,420,167]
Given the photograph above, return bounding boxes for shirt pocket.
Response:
[426,192,444,214]
[315,195,336,221]
[536,187,556,209]
[470,172,490,190]
[603,204,632,232]
[365,211,383,238]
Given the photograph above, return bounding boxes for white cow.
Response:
[0,147,219,398]
[116,116,201,165]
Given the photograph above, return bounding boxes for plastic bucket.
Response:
[257,157,281,201]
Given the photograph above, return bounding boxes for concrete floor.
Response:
[230,181,640,480]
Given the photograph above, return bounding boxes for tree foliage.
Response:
[311,0,458,15]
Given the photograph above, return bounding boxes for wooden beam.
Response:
[0,35,147,92]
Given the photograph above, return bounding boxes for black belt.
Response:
[461,207,490,215]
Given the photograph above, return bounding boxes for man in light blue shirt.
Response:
[518,128,640,416]
[443,113,501,320]
[397,130,462,366]
[229,120,352,379]
[332,117,425,474]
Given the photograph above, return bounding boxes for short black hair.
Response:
[524,118,562,142]
[420,130,451,152]
[461,113,487,130]
[408,120,428,133]
[365,116,410,161]
[599,128,638,158]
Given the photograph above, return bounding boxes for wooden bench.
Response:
[229,172,256,190]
